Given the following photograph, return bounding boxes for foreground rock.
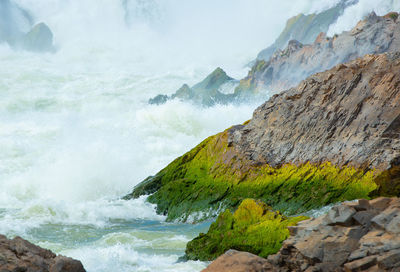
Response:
[127,52,400,222]
[184,199,307,261]
[202,250,270,272]
[0,235,86,272]
[235,12,400,97]
[203,198,400,271]
[149,67,237,106]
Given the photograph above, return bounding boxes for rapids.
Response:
[1,0,398,271]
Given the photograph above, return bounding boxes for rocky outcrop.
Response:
[203,198,400,272]
[236,12,400,97]
[256,0,357,61]
[0,0,55,52]
[149,67,237,106]
[22,23,54,52]
[0,234,86,272]
[126,52,400,221]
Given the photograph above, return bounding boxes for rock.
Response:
[256,0,354,61]
[184,199,307,261]
[0,1,55,53]
[202,198,400,272]
[327,205,356,226]
[344,256,377,272]
[149,94,169,105]
[22,22,54,52]
[148,67,237,106]
[0,235,86,272]
[237,12,400,97]
[127,52,400,222]
[49,256,85,272]
[201,250,270,272]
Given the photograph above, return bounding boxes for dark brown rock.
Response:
[0,235,85,272]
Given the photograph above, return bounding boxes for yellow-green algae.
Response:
[126,129,379,222]
[184,199,308,261]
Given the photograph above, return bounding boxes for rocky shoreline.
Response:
[203,198,400,271]
[0,235,85,272]
[127,52,400,223]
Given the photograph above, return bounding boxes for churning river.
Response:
[1,0,398,271]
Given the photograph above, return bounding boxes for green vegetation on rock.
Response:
[125,129,378,222]
[184,199,308,261]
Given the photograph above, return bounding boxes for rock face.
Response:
[236,12,400,96]
[256,0,356,61]
[0,235,86,272]
[127,52,400,221]
[203,198,400,272]
[149,67,237,106]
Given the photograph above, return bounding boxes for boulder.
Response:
[0,235,86,272]
[203,198,400,271]
[201,250,270,272]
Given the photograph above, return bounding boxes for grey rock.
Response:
[148,67,237,106]
[327,205,356,226]
[237,12,400,97]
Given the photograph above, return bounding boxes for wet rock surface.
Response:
[0,235,86,272]
[203,198,400,272]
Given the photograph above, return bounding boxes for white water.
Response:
[1,1,398,271]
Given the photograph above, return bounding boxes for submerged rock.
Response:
[148,67,237,106]
[184,199,307,261]
[126,52,400,221]
[236,12,400,96]
[0,234,86,272]
[203,198,400,272]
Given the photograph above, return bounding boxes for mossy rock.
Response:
[184,199,308,261]
[125,129,379,222]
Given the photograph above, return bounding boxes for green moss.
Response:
[125,130,379,221]
[184,199,308,261]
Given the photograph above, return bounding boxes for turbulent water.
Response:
[1,0,398,271]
